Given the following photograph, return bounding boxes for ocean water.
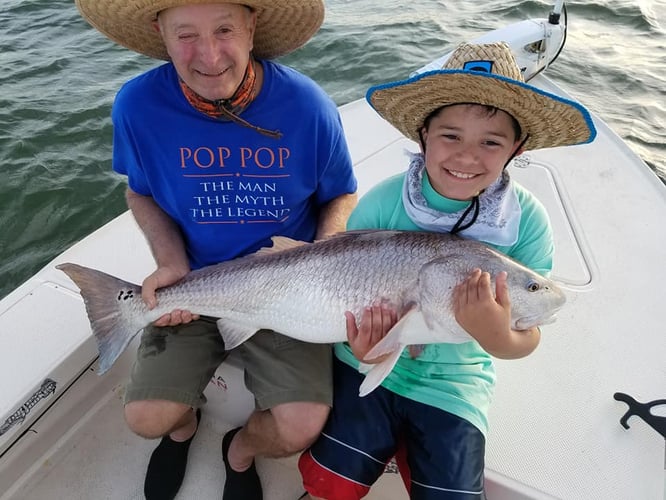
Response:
[1,0,664,299]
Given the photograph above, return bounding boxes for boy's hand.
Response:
[453,269,511,345]
[345,302,398,363]
[452,269,540,359]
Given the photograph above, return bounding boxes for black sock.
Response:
[221,427,263,500]
[144,408,202,500]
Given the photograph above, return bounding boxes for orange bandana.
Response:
[179,59,281,138]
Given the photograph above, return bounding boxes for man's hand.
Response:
[142,265,199,327]
[126,188,199,328]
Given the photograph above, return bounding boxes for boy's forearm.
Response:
[481,326,541,359]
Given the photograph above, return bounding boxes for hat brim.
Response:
[367,70,596,151]
[75,0,324,60]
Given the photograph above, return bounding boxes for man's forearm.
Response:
[126,188,190,273]
[315,192,358,240]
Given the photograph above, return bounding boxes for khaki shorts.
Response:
[124,316,333,410]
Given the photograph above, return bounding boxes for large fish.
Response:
[57,230,566,396]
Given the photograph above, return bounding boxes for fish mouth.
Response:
[514,313,558,331]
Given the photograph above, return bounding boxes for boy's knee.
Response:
[298,450,369,500]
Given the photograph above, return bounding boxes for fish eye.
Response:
[527,281,541,292]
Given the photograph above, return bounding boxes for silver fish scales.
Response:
[57,230,566,395]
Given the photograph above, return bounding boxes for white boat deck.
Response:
[1,75,665,500]
[0,346,406,500]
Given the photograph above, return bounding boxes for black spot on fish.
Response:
[116,290,135,301]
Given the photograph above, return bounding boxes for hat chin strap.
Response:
[504,134,530,169]
[450,195,480,235]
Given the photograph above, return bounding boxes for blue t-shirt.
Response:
[337,171,554,435]
[112,60,356,269]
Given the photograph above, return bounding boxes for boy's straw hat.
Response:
[75,0,324,60]
[367,42,596,150]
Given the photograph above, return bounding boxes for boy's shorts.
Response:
[124,316,333,410]
[298,358,486,500]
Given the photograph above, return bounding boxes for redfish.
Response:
[57,230,565,395]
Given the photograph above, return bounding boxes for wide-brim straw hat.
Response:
[75,0,325,60]
[366,42,596,151]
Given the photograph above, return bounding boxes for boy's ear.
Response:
[418,127,428,153]
[512,141,525,157]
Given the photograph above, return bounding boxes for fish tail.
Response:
[56,263,145,375]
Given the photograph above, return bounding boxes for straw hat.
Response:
[75,0,325,60]
[366,42,596,151]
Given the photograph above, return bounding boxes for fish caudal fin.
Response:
[359,349,402,397]
[56,263,145,375]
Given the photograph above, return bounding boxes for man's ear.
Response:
[152,19,161,34]
[247,9,257,51]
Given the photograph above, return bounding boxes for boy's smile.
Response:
[421,104,522,201]
[448,170,477,179]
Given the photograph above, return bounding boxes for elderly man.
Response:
[75,1,357,498]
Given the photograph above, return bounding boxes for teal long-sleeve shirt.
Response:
[336,171,553,435]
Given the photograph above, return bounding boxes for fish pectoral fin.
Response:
[358,349,402,397]
[358,362,374,374]
[364,309,428,360]
[216,319,258,350]
[357,311,429,396]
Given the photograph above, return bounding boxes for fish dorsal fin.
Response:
[342,229,402,241]
[254,230,403,257]
[254,236,311,256]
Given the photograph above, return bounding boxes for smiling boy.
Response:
[299,42,596,500]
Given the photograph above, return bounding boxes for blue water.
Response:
[1,0,664,299]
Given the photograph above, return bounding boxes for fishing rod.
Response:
[544,0,568,72]
[550,0,565,24]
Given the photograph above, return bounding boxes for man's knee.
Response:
[273,401,330,452]
[124,400,191,439]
